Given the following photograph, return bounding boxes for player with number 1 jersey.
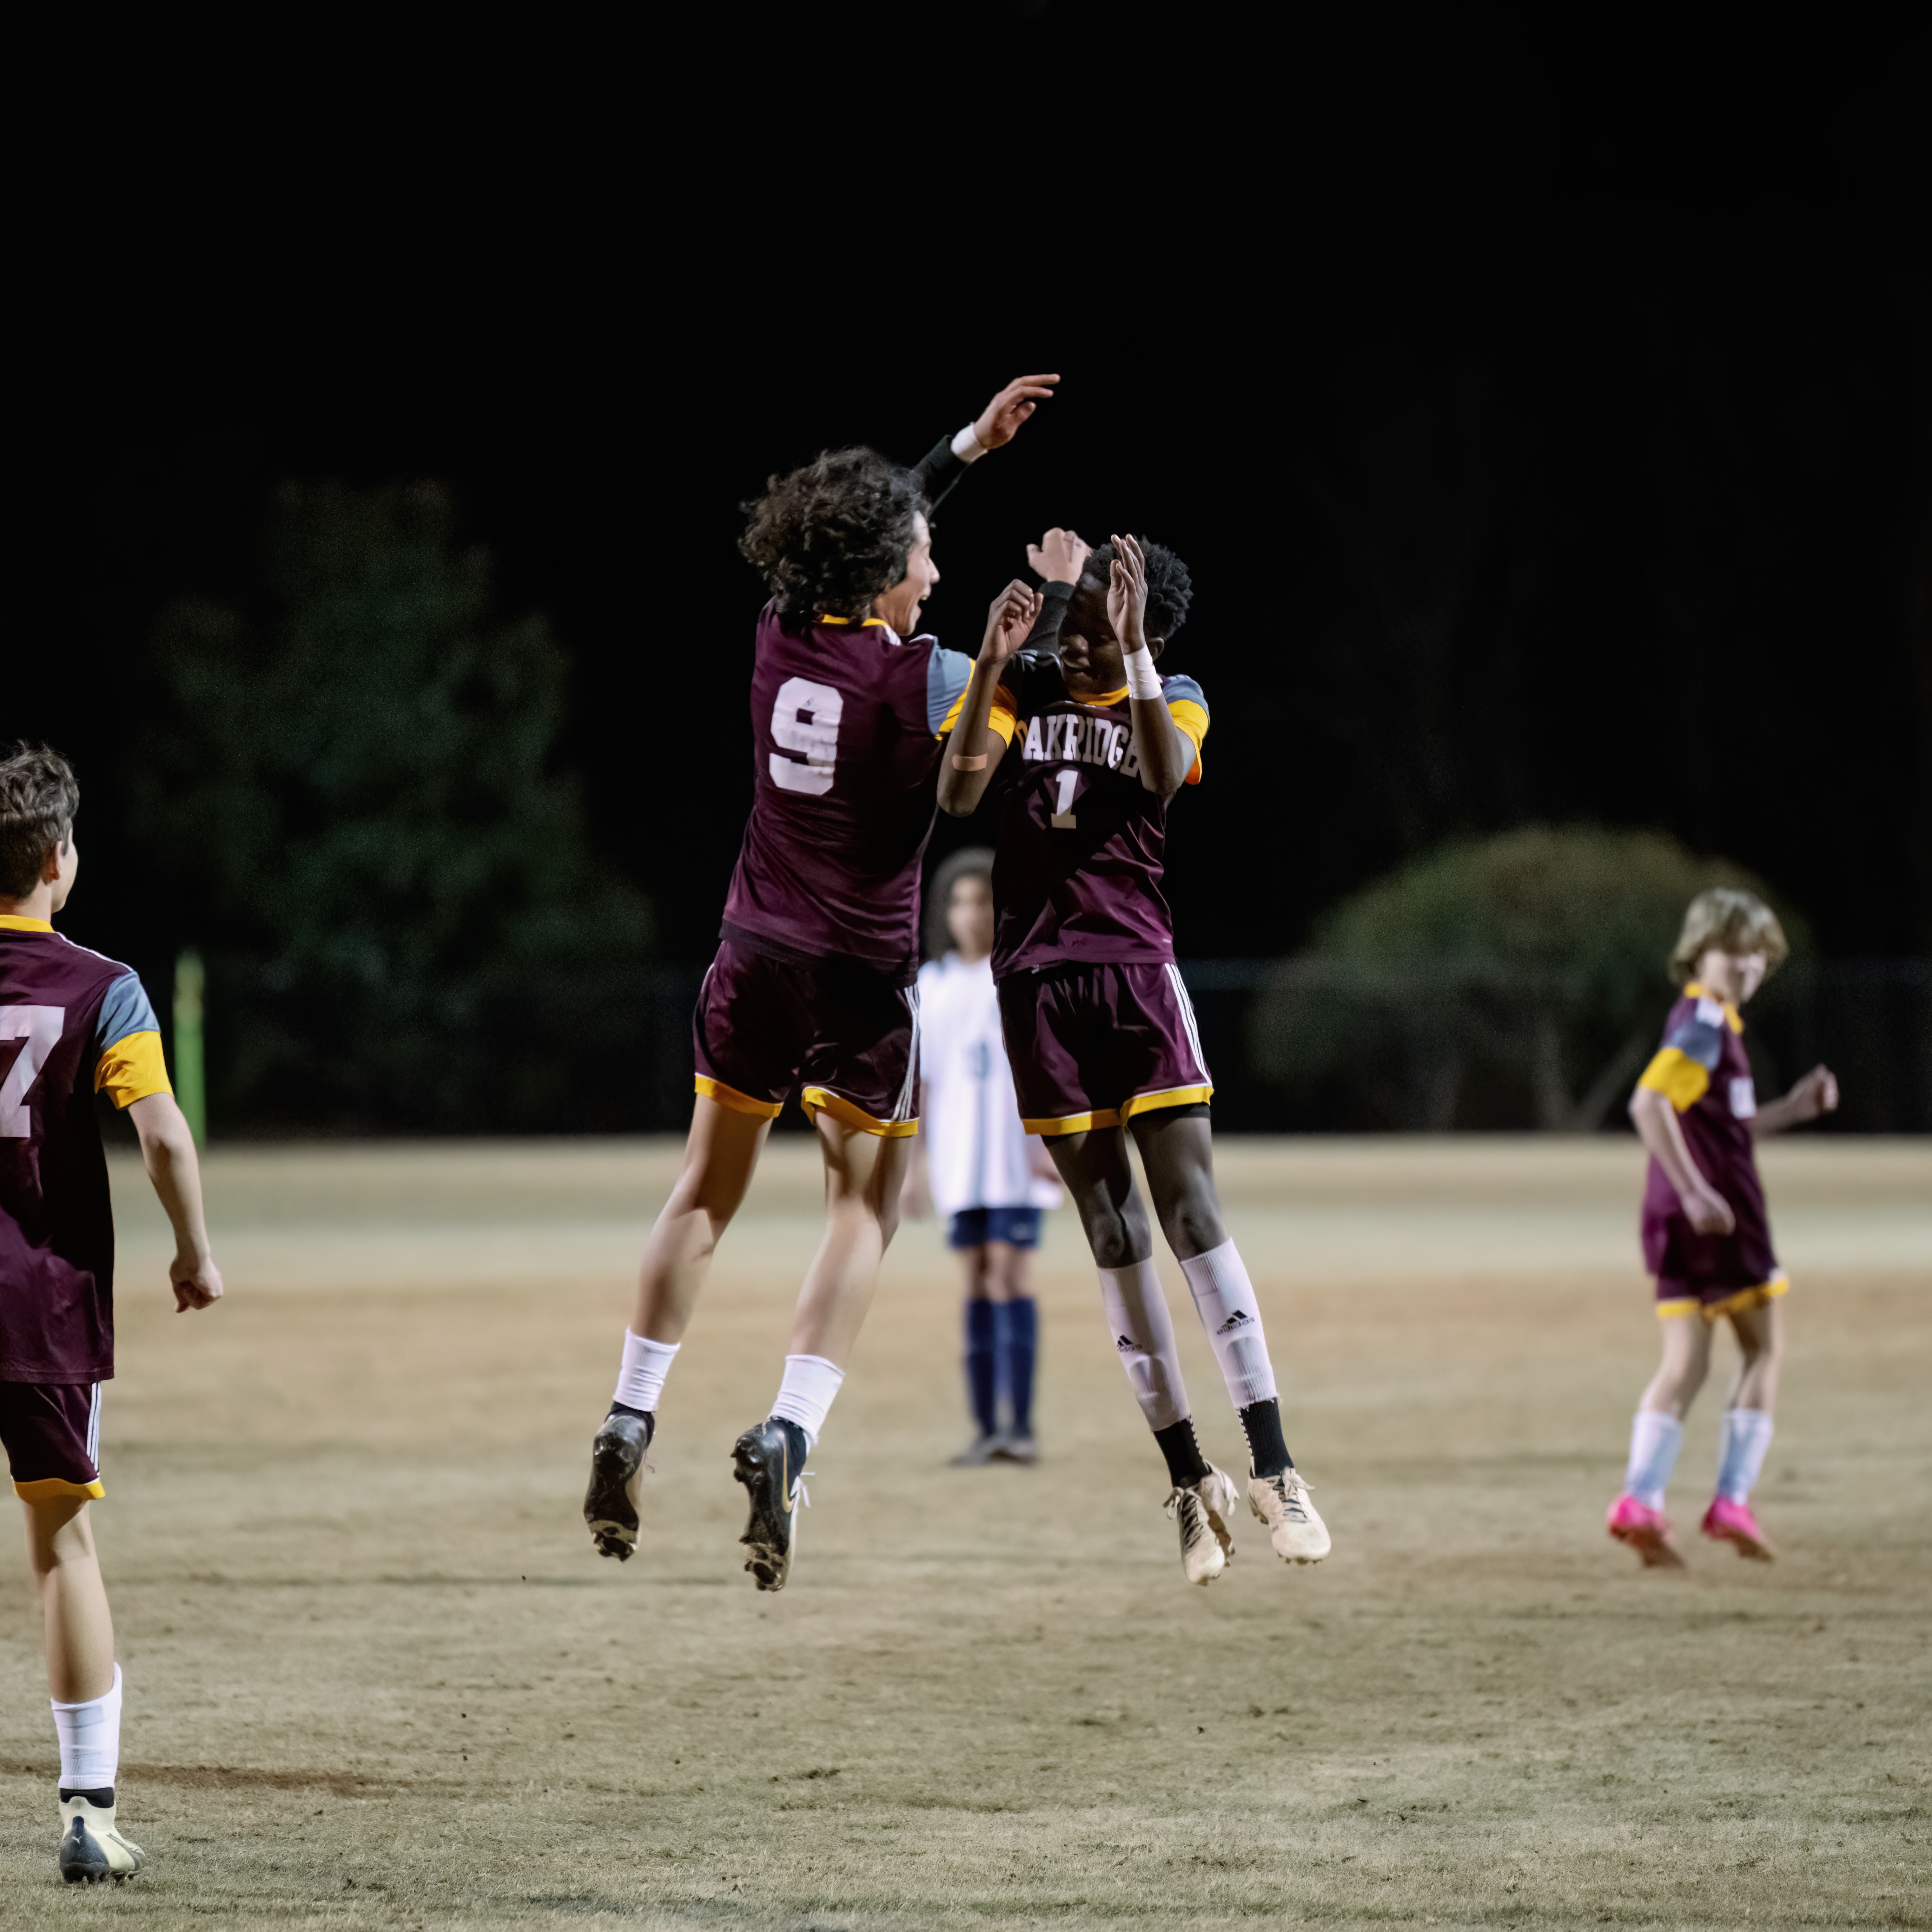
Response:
[582,375,1058,1594]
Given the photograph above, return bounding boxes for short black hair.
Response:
[0,742,79,899]
[1085,537,1194,642]
[740,448,929,622]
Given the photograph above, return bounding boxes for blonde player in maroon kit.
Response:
[583,375,1055,1592]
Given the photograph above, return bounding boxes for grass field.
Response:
[0,1136,1926,1929]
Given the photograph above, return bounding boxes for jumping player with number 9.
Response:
[583,375,1058,1592]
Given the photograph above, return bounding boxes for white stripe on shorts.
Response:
[892,982,922,1123]
[86,1384,101,1470]
[1165,963,1209,1080]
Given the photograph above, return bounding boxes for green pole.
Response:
[173,949,206,1147]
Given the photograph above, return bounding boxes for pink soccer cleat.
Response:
[1701,1495,1775,1561]
[1606,1493,1686,1568]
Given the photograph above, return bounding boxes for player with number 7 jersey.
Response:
[582,375,1059,1593]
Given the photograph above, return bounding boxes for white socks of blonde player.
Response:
[1624,1410,1683,1509]
[613,1332,679,1413]
[1097,1261,1190,1431]
[53,1663,121,1795]
[771,1354,844,1448]
[1179,1241,1278,1409]
[1717,1408,1774,1502]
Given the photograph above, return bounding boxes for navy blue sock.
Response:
[965,1297,999,1438]
[999,1296,1038,1436]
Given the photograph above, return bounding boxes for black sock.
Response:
[1153,1417,1213,1489]
[607,1402,654,1446]
[59,1786,114,1807]
[1239,1398,1293,1480]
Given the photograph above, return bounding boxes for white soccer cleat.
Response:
[1249,1467,1330,1564]
[59,1794,146,1884]
[1165,1467,1239,1586]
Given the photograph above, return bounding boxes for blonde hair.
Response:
[1669,887,1790,986]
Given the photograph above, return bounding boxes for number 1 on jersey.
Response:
[1050,768,1079,829]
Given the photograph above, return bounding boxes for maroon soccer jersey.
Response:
[720,603,972,986]
[1635,984,1780,1299]
[982,651,1210,980]
[1,918,171,1383]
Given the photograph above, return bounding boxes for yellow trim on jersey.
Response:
[1682,982,1745,1032]
[1121,1082,1215,1122]
[1169,699,1208,784]
[0,914,55,932]
[94,1030,172,1110]
[817,614,889,628]
[936,683,1019,746]
[1024,1106,1122,1137]
[1658,1275,1789,1322]
[694,1075,783,1120]
[799,1086,920,1138]
[14,1476,105,1502]
[1637,1046,1710,1112]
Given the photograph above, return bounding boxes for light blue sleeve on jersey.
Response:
[1160,672,1208,716]
[94,970,160,1049]
[927,646,973,734]
[1662,1006,1726,1072]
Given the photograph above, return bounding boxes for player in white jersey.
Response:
[907,849,1058,1465]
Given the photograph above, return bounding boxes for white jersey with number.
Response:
[917,953,1060,1216]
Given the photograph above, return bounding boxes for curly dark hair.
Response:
[0,741,79,899]
[740,448,929,621]
[1085,538,1194,643]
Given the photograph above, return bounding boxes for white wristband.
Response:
[951,422,987,464]
[1123,648,1162,700]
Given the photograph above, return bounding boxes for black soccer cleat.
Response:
[583,1407,654,1561]
[58,1794,145,1882]
[732,1417,809,1593]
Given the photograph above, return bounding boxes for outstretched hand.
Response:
[974,373,1060,450]
[1106,532,1149,656]
[1027,527,1090,585]
[982,580,1041,666]
[1784,1064,1840,1123]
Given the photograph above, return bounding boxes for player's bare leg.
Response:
[24,1498,144,1882]
[1704,1300,1782,1559]
[586,1097,771,1560]
[1046,1126,1237,1583]
[1610,1311,1712,1566]
[734,1114,911,1591]
[1130,1110,1329,1563]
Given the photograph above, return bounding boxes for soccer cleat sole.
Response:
[1702,1518,1775,1562]
[1609,1518,1687,1569]
[732,1427,797,1593]
[583,1415,650,1562]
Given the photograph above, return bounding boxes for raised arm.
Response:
[1110,535,1197,799]
[127,1092,225,1311]
[1750,1064,1839,1138]
[912,373,1061,509]
[938,581,1039,818]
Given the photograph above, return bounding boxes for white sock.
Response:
[52,1663,121,1793]
[1178,1239,1278,1409]
[613,1331,680,1412]
[1097,1260,1190,1432]
[1716,1408,1774,1502]
[770,1354,844,1448]
[1624,1410,1684,1509]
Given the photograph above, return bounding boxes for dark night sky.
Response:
[9,15,1929,988]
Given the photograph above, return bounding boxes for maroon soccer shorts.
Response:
[693,939,918,1137]
[997,961,1214,1135]
[0,1382,104,1501]
[1654,1273,1790,1321]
